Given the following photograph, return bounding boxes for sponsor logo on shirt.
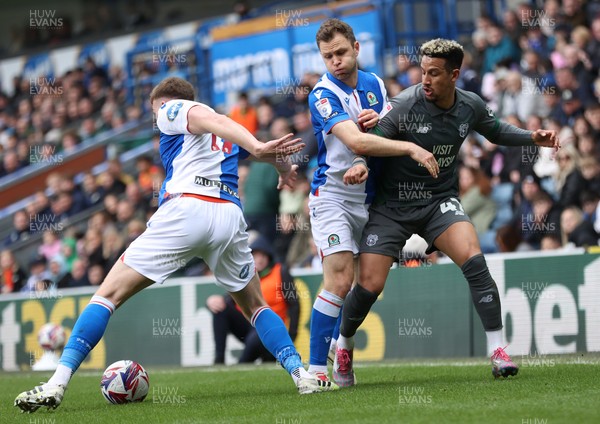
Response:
[167,101,184,121]
[194,176,239,199]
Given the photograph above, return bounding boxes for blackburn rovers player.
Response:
[15,77,334,413]
[335,39,560,384]
[307,19,439,387]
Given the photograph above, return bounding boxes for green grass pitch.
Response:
[2,355,599,424]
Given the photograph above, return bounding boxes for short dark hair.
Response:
[419,39,464,72]
[316,18,356,47]
[149,77,195,103]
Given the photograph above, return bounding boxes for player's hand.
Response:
[343,162,369,185]
[357,109,379,131]
[532,129,560,151]
[277,163,299,190]
[206,295,226,313]
[255,133,305,160]
[408,143,439,178]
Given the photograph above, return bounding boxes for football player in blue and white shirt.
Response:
[15,77,335,413]
[306,19,439,387]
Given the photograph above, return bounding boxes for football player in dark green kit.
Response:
[334,39,560,383]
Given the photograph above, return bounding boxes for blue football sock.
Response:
[332,307,342,341]
[309,290,342,368]
[59,295,115,372]
[251,306,302,375]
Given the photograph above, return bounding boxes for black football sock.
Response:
[339,284,379,338]
[461,253,502,331]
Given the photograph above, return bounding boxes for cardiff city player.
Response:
[307,19,439,387]
[15,77,335,413]
[335,39,560,383]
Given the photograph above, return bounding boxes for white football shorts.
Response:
[308,193,369,258]
[123,194,254,291]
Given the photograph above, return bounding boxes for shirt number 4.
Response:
[439,198,465,216]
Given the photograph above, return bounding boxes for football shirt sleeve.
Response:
[308,88,349,135]
[156,100,196,135]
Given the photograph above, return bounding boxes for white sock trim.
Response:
[90,295,115,314]
[313,290,343,317]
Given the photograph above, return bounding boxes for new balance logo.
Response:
[479,295,494,303]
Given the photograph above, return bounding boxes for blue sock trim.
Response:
[309,308,337,366]
[253,308,301,375]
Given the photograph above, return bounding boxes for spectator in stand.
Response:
[458,165,497,235]
[560,206,598,247]
[58,174,87,214]
[1,150,23,176]
[290,110,318,173]
[0,249,27,293]
[540,234,563,250]
[59,258,89,288]
[115,198,140,232]
[581,156,600,194]
[135,156,161,196]
[81,172,105,207]
[206,235,299,364]
[481,24,521,75]
[517,191,561,251]
[79,228,104,268]
[3,210,31,246]
[125,219,146,247]
[229,92,258,135]
[38,230,62,261]
[103,193,119,221]
[554,144,586,208]
[21,256,51,292]
[585,102,600,140]
[102,227,125,271]
[87,264,105,286]
[255,102,275,141]
[48,256,69,287]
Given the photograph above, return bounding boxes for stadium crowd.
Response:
[2,1,600,295]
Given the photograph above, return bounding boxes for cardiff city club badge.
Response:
[366,234,379,247]
[459,123,469,137]
[366,91,379,106]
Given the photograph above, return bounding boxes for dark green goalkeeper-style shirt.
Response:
[371,83,534,207]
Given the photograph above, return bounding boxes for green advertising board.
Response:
[1,252,598,371]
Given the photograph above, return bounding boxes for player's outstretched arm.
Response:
[331,120,439,178]
[186,106,304,159]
